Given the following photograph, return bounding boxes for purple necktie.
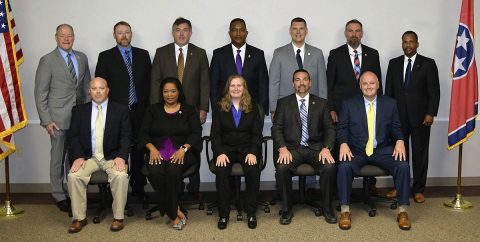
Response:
[235,49,243,75]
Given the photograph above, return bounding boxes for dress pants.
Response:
[337,150,411,206]
[50,129,69,202]
[147,151,197,220]
[403,122,431,194]
[276,146,336,211]
[215,151,260,218]
[67,158,129,220]
[128,107,147,194]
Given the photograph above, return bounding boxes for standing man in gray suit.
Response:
[150,17,209,197]
[34,24,91,212]
[269,17,328,192]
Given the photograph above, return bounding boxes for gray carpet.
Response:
[1,196,479,242]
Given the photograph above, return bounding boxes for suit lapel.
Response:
[307,96,315,125]
[375,96,382,140]
[114,47,129,76]
[409,55,423,90]
[86,103,93,152]
[290,96,301,128]
[184,44,196,79]
[73,51,82,86]
[54,49,74,82]
[287,44,298,68]
[357,96,368,132]
[104,102,113,143]
[342,45,357,80]
[243,45,253,74]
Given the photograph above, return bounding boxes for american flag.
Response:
[447,0,478,150]
[0,0,27,160]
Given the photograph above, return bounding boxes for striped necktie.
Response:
[67,53,77,82]
[296,49,303,69]
[353,50,361,82]
[299,99,309,146]
[124,50,137,106]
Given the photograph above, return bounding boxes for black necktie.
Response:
[404,58,412,91]
[296,49,303,69]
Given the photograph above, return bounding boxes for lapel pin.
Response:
[190,52,193,56]
[364,53,367,57]
[312,101,315,105]
[308,52,311,56]
[248,55,251,58]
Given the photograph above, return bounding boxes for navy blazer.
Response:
[68,101,132,162]
[210,44,269,113]
[336,94,403,156]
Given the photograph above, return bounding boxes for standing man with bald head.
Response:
[35,24,91,213]
[95,21,152,202]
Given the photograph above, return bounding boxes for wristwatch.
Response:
[181,145,188,152]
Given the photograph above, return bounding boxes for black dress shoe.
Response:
[56,199,71,213]
[280,210,293,225]
[217,217,229,230]
[247,216,257,229]
[324,208,337,224]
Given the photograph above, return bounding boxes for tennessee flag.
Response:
[447,0,478,150]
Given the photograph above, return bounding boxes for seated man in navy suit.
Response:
[336,71,411,230]
[67,77,131,233]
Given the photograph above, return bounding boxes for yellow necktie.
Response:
[94,105,104,161]
[366,101,374,156]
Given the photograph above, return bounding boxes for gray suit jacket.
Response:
[269,43,327,112]
[34,48,91,129]
[150,43,210,112]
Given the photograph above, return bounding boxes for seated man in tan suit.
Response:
[67,77,132,233]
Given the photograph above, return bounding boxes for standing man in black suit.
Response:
[271,69,337,225]
[67,77,131,233]
[327,19,382,123]
[336,72,411,230]
[210,18,269,113]
[95,21,151,202]
[150,17,210,197]
[385,31,440,203]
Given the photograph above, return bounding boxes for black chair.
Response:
[204,136,272,220]
[354,165,398,217]
[142,160,204,220]
[271,163,324,217]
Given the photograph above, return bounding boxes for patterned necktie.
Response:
[235,49,243,75]
[296,49,303,69]
[124,50,137,106]
[353,50,361,82]
[404,58,412,92]
[67,53,77,82]
[365,101,374,156]
[94,105,104,161]
[299,99,309,146]
[178,48,184,82]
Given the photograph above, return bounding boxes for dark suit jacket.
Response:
[271,94,335,151]
[336,95,403,156]
[327,44,382,114]
[68,101,132,162]
[385,54,440,128]
[210,103,262,158]
[210,44,269,113]
[95,46,152,132]
[150,43,210,112]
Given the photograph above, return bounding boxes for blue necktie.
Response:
[235,49,243,75]
[296,49,303,69]
[404,58,412,92]
[299,99,309,146]
[124,50,137,106]
[67,53,77,82]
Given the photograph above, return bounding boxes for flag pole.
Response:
[0,156,24,216]
[443,144,473,210]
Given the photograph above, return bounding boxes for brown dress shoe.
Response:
[338,212,351,230]
[414,193,425,203]
[110,219,124,232]
[386,189,397,199]
[68,219,87,233]
[397,212,411,230]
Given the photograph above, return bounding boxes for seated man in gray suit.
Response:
[269,17,328,194]
[272,69,336,225]
[34,24,90,213]
[67,78,131,233]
